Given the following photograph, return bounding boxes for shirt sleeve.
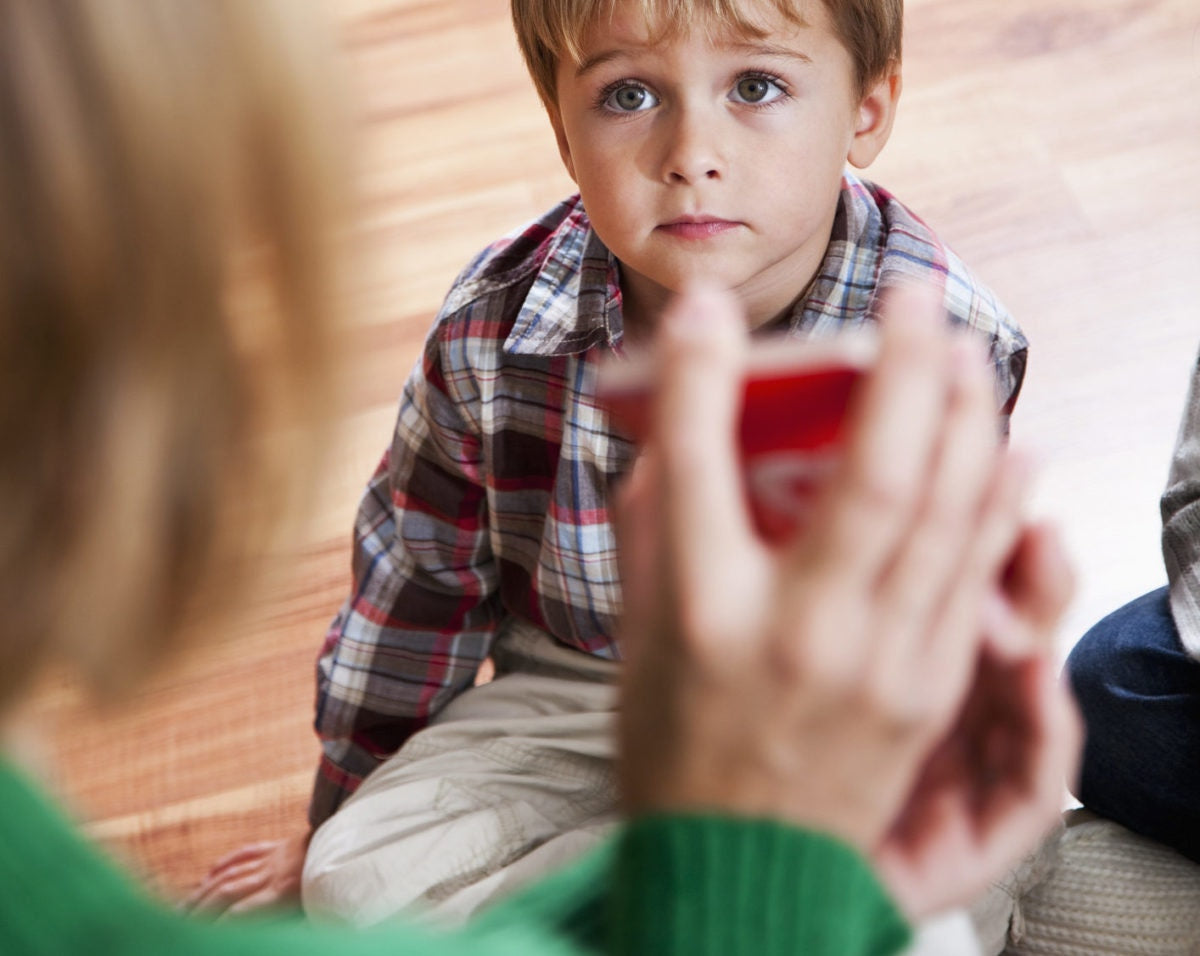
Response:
[309,322,500,826]
[1162,346,1200,659]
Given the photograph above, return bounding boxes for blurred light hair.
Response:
[511,0,902,107]
[0,0,344,706]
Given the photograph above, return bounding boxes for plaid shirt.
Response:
[310,172,1029,824]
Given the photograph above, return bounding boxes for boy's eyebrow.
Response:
[727,41,813,64]
[575,40,812,78]
[576,48,641,78]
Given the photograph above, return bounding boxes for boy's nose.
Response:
[660,111,724,184]
[666,162,720,184]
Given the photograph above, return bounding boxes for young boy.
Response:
[294,0,1027,925]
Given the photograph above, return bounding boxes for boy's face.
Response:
[549,0,899,329]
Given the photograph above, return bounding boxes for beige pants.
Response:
[302,620,619,926]
[302,619,983,952]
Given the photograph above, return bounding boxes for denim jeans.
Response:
[1064,586,1200,864]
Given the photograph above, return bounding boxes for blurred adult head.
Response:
[0,0,343,709]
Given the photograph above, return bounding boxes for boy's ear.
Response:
[847,65,902,169]
[548,107,579,183]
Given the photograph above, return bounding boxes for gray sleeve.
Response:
[1162,347,1200,658]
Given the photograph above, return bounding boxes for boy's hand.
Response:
[614,284,1079,912]
[184,828,311,917]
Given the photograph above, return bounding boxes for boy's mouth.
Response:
[657,215,741,240]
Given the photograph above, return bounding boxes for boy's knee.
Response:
[300,818,353,919]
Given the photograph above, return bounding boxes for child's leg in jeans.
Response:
[301,619,618,926]
[1065,586,1200,864]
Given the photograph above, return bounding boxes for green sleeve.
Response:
[474,814,911,956]
[0,761,909,956]
[605,814,912,956]
[0,760,583,956]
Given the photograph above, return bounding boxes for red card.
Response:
[598,333,876,543]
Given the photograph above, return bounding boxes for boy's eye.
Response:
[731,75,785,105]
[603,83,658,112]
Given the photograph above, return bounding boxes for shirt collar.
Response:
[504,172,917,354]
[788,170,949,336]
[505,197,623,357]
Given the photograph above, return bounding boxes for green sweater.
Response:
[0,759,909,955]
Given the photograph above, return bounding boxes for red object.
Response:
[599,337,871,543]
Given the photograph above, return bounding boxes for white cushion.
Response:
[1001,810,1200,955]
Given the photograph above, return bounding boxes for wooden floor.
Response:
[23,0,1200,900]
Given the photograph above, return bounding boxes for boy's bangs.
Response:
[553,0,807,66]
[517,0,900,107]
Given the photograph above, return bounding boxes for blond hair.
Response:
[0,0,343,707]
[512,0,902,107]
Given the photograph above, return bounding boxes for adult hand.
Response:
[184,828,311,917]
[615,283,1074,898]
[873,524,1081,918]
